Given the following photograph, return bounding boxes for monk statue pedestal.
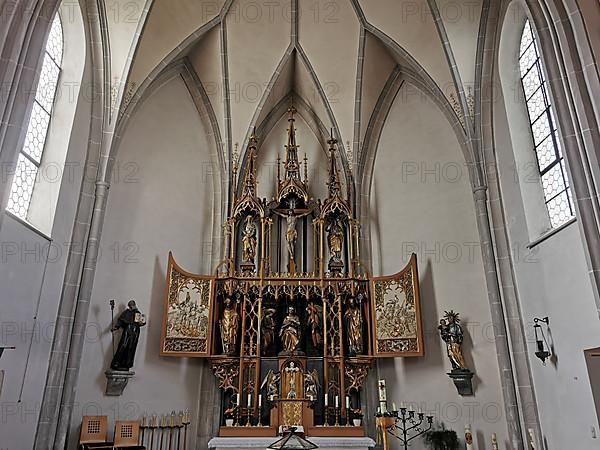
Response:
[104,369,134,396]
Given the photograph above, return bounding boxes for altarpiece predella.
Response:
[160,108,424,437]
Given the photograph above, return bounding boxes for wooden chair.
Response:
[79,416,111,449]
[113,420,144,449]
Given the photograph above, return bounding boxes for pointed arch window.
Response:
[7,14,63,221]
[518,20,574,228]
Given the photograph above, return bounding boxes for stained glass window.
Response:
[519,20,575,228]
[6,14,63,221]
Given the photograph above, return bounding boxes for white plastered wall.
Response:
[370,83,509,449]
[71,75,220,449]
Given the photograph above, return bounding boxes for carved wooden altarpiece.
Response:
[160,108,424,438]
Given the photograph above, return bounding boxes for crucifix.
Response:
[285,361,301,399]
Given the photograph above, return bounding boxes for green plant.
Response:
[423,424,460,450]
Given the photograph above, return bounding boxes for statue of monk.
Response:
[110,300,146,371]
[220,296,240,355]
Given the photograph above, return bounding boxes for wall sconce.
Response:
[533,317,551,364]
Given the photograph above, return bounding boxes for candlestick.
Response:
[375,398,435,450]
[491,433,499,450]
[528,428,536,449]
[465,424,474,450]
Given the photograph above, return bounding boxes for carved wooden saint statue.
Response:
[241,215,257,263]
[306,301,322,348]
[344,295,363,355]
[279,306,301,354]
[111,300,146,371]
[220,296,240,355]
[304,369,319,400]
[285,209,298,264]
[326,217,344,264]
[261,307,276,355]
[438,310,467,370]
[261,369,280,399]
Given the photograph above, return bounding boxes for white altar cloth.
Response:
[208,436,375,450]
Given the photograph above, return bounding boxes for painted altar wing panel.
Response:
[160,252,215,357]
[370,253,424,357]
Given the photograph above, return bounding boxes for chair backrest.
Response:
[79,415,108,444]
[113,420,140,447]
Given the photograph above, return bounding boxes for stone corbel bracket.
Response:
[105,369,135,396]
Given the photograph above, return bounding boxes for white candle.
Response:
[247,394,252,407]
[465,424,474,450]
[335,395,339,408]
[378,379,387,401]
[392,402,397,411]
[346,396,350,409]
[324,395,328,406]
[235,394,240,404]
[400,401,405,409]
[528,428,536,449]
[258,395,262,408]
[491,433,498,450]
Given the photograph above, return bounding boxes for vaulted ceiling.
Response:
[107,0,485,164]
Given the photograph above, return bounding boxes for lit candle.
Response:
[335,395,339,408]
[258,395,262,408]
[247,394,252,407]
[346,396,350,409]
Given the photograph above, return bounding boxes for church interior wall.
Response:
[0,14,94,446]
[369,82,509,449]
[71,75,221,450]
[493,24,600,447]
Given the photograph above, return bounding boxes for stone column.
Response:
[473,186,524,450]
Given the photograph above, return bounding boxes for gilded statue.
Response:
[261,307,276,355]
[326,216,344,264]
[261,369,280,399]
[344,295,363,355]
[279,306,301,355]
[285,361,301,398]
[438,310,467,370]
[219,296,240,355]
[285,209,298,264]
[241,215,257,263]
[304,369,320,400]
[306,301,322,348]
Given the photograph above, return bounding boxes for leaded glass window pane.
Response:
[519,19,575,228]
[6,154,38,219]
[5,13,62,222]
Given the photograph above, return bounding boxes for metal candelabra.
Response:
[376,407,434,450]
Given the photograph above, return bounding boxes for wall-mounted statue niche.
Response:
[159,107,425,438]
